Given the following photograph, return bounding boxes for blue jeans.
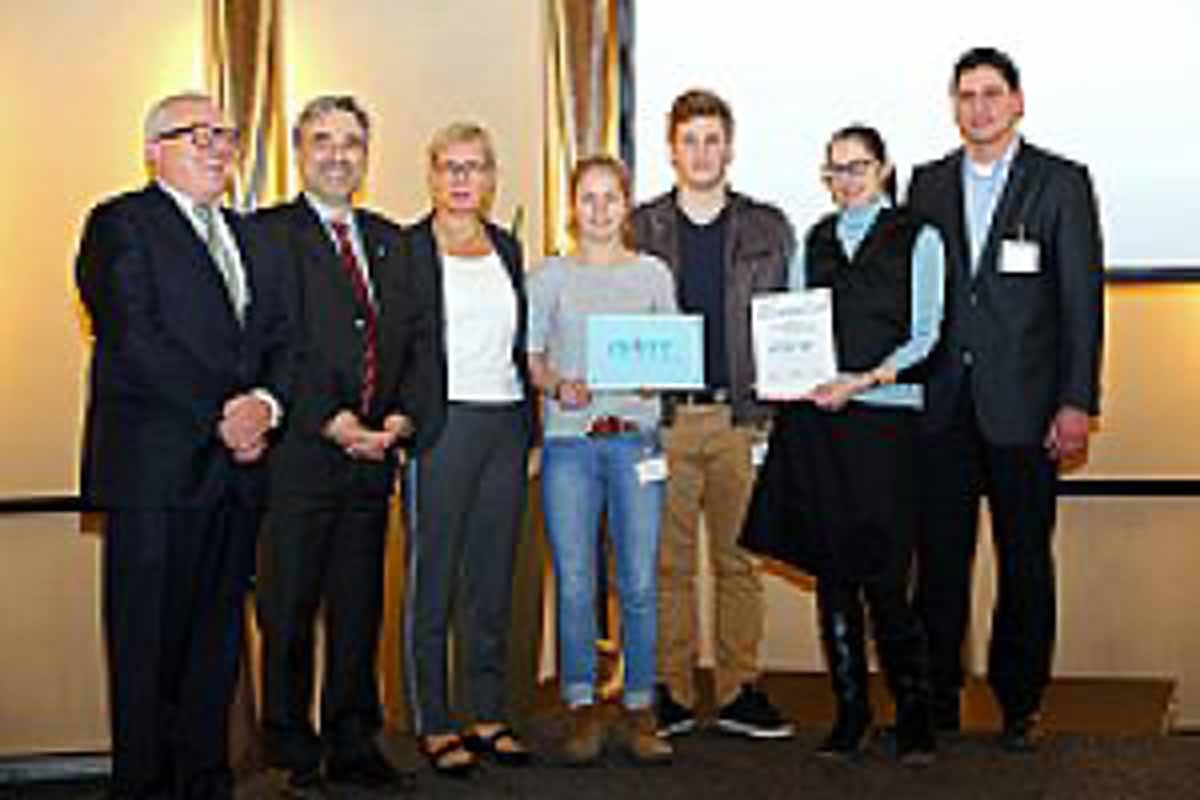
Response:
[542,433,664,709]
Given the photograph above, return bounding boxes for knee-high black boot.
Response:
[876,629,936,766]
[815,581,871,758]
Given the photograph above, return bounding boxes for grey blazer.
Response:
[907,140,1104,445]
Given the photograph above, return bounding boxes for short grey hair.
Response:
[292,95,371,147]
[144,92,214,144]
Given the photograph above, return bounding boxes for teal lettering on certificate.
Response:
[586,314,705,390]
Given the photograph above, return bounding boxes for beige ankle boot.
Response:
[562,704,605,765]
[619,707,673,765]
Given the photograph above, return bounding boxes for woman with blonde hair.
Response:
[527,154,677,765]
[401,122,534,776]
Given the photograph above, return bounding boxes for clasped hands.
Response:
[218,393,274,463]
[324,409,413,462]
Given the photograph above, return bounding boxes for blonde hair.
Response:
[567,153,636,249]
[427,121,497,214]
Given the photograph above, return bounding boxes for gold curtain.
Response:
[204,0,286,211]
[544,0,630,256]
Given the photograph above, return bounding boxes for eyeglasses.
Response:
[821,158,877,181]
[156,123,241,150]
[435,159,491,179]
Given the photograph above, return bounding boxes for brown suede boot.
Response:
[561,704,605,765]
[617,708,673,765]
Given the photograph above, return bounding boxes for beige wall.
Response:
[0,0,203,754]
[281,1,545,246]
[4,0,1200,758]
[0,0,546,756]
[0,0,204,498]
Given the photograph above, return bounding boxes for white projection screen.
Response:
[633,0,1200,269]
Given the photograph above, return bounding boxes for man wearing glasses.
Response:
[76,93,295,798]
[907,47,1104,752]
[633,89,795,740]
[254,95,423,795]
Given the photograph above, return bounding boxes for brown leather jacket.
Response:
[632,189,795,425]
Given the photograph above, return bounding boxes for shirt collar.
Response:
[303,191,356,232]
[965,136,1021,179]
[156,178,213,220]
[838,194,889,231]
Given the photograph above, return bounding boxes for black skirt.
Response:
[740,401,916,582]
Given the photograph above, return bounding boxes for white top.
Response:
[443,251,523,402]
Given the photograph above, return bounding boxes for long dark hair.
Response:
[827,124,896,204]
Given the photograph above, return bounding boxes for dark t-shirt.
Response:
[676,206,730,389]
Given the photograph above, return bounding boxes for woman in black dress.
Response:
[742,125,946,764]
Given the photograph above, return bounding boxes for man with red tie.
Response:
[254,95,428,795]
[77,92,296,799]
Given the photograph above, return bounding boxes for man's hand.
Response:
[324,410,399,462]
[1044,405,1091,463]
[382,413,414,439]
[219,394,273,453]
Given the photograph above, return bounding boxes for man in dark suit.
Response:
[76,92,295,799]
[907,47,1104,752]
[254,95,424,795]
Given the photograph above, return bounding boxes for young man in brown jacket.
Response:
[632,89,795,739]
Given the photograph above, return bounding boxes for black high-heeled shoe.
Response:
[418,735,479,778]
[462,726,535,767]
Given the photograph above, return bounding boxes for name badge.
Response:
[751,441,769,468]
[636,456,669,485]
[1000,239,1040,274]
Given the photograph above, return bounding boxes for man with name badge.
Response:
[907,47,1104,753]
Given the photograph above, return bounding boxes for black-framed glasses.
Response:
[821,158,877,181]
[435,159,491,179]
[156,123,240,149]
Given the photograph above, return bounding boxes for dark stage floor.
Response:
[3,673,1190,799]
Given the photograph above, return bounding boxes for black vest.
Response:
[805,207,924,382]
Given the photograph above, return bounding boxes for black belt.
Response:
[673,388,730,405]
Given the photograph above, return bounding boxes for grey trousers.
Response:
[403,403,528,735]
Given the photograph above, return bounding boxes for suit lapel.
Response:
[145,184,240,329]
[294,197,370,316]
[977,144,1035,277]
[356,210,389,308]
[941,152,973,282]
[224,210,253,324]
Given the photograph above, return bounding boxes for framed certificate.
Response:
[586,314,705,390]
[752,290,838,398]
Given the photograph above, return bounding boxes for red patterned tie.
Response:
[330,220,376,414]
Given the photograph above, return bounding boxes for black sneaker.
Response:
[715,684,795,739]
[655,683,697,738]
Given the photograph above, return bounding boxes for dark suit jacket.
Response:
[76,182,296,509]
[255,197,430,507]
[399,214,533,453]
[907,140,1104,445]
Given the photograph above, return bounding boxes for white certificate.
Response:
[752,289,838,399]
